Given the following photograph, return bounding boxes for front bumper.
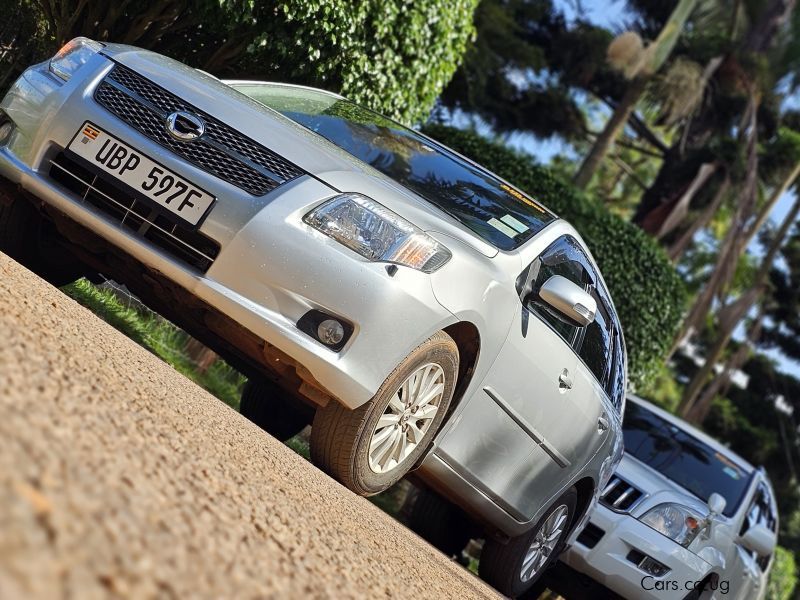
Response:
[0,58,456,409]
[562,503,713,600]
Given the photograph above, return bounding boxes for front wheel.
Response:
[310,331,459,496]
[480,487,577,598]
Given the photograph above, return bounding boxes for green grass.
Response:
[62,278,246,408]
[284,434,311,459]
[368,482,408,517]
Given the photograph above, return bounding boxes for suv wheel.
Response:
[310,331,458,495]
[0,195,85,286]
[240,378,310,441]
[480,487,577,598]
[407,487,473,558]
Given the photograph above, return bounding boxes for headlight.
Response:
[49,37,103,81]
[304,193,452,273]
[639,503,703,546]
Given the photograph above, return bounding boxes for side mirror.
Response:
[740,524,777,557]
[537,275,597,327]
[708,493,727,517]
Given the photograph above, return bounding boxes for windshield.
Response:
[233,84,557,250]
[623,401,751,517]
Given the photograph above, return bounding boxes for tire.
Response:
[407,487,473,558]
[240,378,310,441]
[0,195,85,287]
[310,331,459,496]
[480,487,577,598]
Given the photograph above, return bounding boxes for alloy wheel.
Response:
[520,504,570,582]
[367,362,445,474]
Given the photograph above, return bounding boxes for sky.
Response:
[518,0,800,378]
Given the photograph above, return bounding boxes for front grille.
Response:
[49,152,220,273]
[576,522,605,549]
[600,476,644,512]
[94,64,304,196]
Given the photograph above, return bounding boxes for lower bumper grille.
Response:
[576,522,605,549]
[48,152,220,273]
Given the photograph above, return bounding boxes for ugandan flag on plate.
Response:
[80,125,100,144]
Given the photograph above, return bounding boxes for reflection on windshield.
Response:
[234,84,557,250]
[623,402,751,517]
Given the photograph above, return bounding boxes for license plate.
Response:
[68,123,215,226]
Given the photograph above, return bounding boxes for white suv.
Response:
[552,395,778,600]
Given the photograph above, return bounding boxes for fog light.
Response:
[317,319,344,346]
[0,121,13,146]
[638,556,670,577]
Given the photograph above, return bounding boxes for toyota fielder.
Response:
[0,39,627,596]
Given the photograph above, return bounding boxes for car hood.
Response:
[102,45,499,258]
[616,454,710,516]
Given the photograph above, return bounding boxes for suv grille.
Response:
[600,476,644,512]
[49,152,220,273]
[94,64,304,196]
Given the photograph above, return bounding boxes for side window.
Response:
[520,236,592,343]
[607,327,626,412]
[579,290,613,388]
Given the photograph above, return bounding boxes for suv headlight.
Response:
[639,503,703,547]
[49,37,103,81]
[304,193,451,273]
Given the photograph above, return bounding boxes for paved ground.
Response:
[0,254,498,600]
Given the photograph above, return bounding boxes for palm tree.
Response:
[572,0,700,189]
[679,191,800,422]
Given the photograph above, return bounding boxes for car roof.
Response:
[627,394,756,473]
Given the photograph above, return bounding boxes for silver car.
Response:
[556,396,778,600]
[0,39,626,596]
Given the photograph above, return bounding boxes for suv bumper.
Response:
[562,503,713,600]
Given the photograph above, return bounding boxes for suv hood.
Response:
[616,454,710,516]
[103,45,500,258]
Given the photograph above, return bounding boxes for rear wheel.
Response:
[0,193,85,286]
[310,331,458,495]
[240,378,310,441]
[480,487,577,598]
[407,487,473,558]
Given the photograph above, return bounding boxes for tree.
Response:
[0,0,48,91]
[18,0,480,125]
[669,125,800,357]
[633,0,798,230]
[572,0,700,189]
[438,0,619,140]
[763,222,800,360]
[678,191,800,422]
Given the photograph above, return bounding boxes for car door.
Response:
[436,235,604,520]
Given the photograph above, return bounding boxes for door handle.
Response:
[558,369,573,391]
[597,416,610,433]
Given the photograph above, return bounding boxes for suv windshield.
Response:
[233,83,557,250]
[623,401,751,517]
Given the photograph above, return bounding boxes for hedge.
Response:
[3,1,478,126]
[422,124,687,387]
[768,547,798,600]
[248,0,480,124]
